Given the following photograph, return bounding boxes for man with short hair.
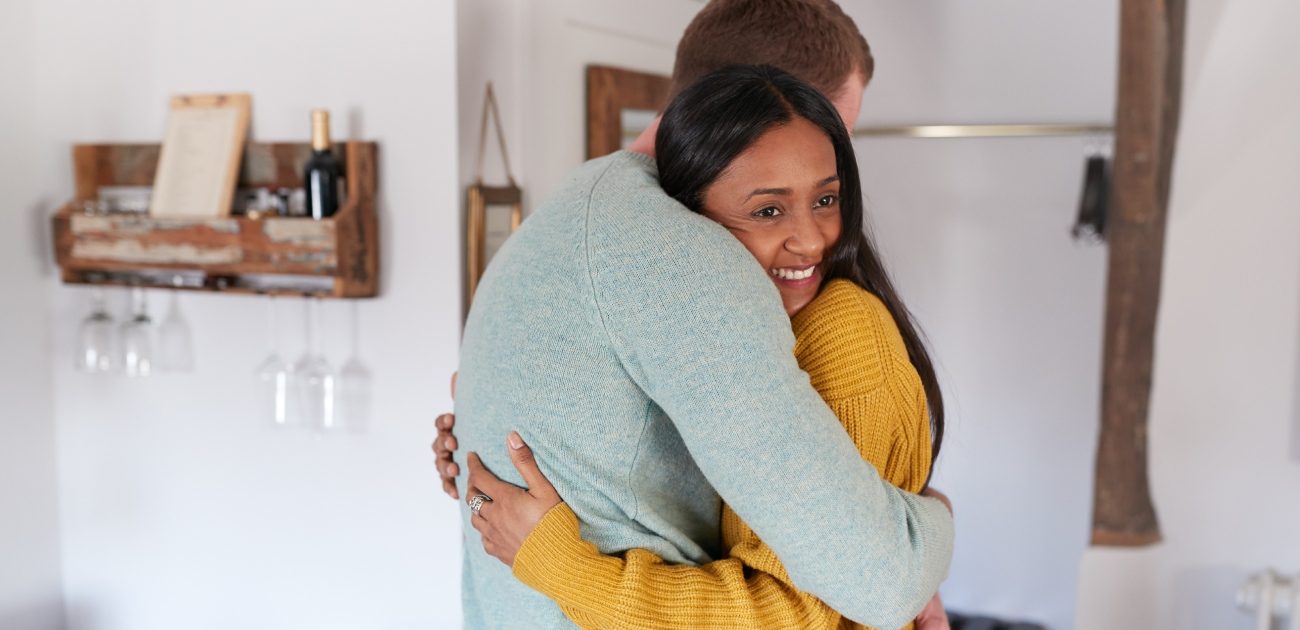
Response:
[452,2,954,628]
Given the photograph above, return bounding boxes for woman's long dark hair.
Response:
[656,64,945,481]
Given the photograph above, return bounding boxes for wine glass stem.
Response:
[267,295,279,354]
[131,287,147,317]
[349,301,361,357]
[307,297,321,356]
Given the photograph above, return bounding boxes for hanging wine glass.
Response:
[336,301,372,433]
[118,287,153,377]
[76,289,116,373]
[254,296,293,427]
[293,296,336,431]
[156,279,194,372]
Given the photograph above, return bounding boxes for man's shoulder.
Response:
[578,152,738,254]
[581,151,681,217]
[540,151,665,208]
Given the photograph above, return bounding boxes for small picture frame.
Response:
[466,183,523,301]
[150,93,251,218]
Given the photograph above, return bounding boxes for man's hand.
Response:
[922,486,952,515]
[914,593,950,630]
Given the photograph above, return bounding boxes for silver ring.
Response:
[468,494,492,517]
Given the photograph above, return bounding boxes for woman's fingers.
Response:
[466,452,511,496]
[506,431,558,499]
[435,430,459,478]
[433,413,460,499]
[469,508,489,533]
[474,521,507,565]
[465,481,493,519]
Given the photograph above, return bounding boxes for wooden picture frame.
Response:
[466,183,522,301]
[465,82,525,309]
[150,93,251,218]
[586,65,671,159]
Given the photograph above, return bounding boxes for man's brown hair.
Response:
[671,0,874,99]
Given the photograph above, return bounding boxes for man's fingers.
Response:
[506,431,556,497]
[914,593,949,630]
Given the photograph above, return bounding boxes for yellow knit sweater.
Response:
[512,279,934,630]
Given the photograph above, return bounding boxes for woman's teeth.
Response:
[771,266,815,281]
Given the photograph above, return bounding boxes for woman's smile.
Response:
[770,264,817,282]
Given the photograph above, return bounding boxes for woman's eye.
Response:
[816,194,838,208]
[753,206,781,218]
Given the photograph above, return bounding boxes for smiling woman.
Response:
[654,66,944,451]
[696,118,843,316]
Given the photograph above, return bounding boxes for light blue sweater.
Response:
[455,151,953,629]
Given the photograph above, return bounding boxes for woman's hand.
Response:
[465,432,563,566]
[433,372,460,499]
[433,413,460,499]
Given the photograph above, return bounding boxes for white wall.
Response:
[844,3,1116,628]
[24,0,465,628]
[0,1,65,629]
[458,0,703,209]
[1075,1,1300,628]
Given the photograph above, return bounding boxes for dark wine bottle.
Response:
[304,109,344,219]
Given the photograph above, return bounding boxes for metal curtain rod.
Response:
[852,123,1114,139]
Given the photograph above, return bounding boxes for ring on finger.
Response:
[468,493,493,517]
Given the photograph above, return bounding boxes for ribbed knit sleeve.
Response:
[513,503,849,630]
[510,278,935,630]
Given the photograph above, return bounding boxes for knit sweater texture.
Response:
[455,151,953,629]
[511,279,932,630]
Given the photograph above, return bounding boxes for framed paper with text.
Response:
[149,93,251,218]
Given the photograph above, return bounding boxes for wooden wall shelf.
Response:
[52,141,379,298]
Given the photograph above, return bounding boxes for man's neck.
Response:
[625,116,661,157]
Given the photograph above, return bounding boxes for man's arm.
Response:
[513,503,855,630]
[586,178,953,628]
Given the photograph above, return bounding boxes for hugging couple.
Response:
[435,1,956,628]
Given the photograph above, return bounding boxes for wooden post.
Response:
[1091,0,1186,546]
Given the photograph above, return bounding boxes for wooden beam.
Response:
[1091,0,1186,546]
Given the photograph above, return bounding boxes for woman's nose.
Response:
[785,213,826,259]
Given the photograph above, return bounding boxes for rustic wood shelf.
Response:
[52,141,379,298]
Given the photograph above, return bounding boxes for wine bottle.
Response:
[304,109,344,219]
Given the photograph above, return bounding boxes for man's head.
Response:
[672,0,873,127]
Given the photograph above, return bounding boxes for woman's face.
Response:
[700,117,843,316]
